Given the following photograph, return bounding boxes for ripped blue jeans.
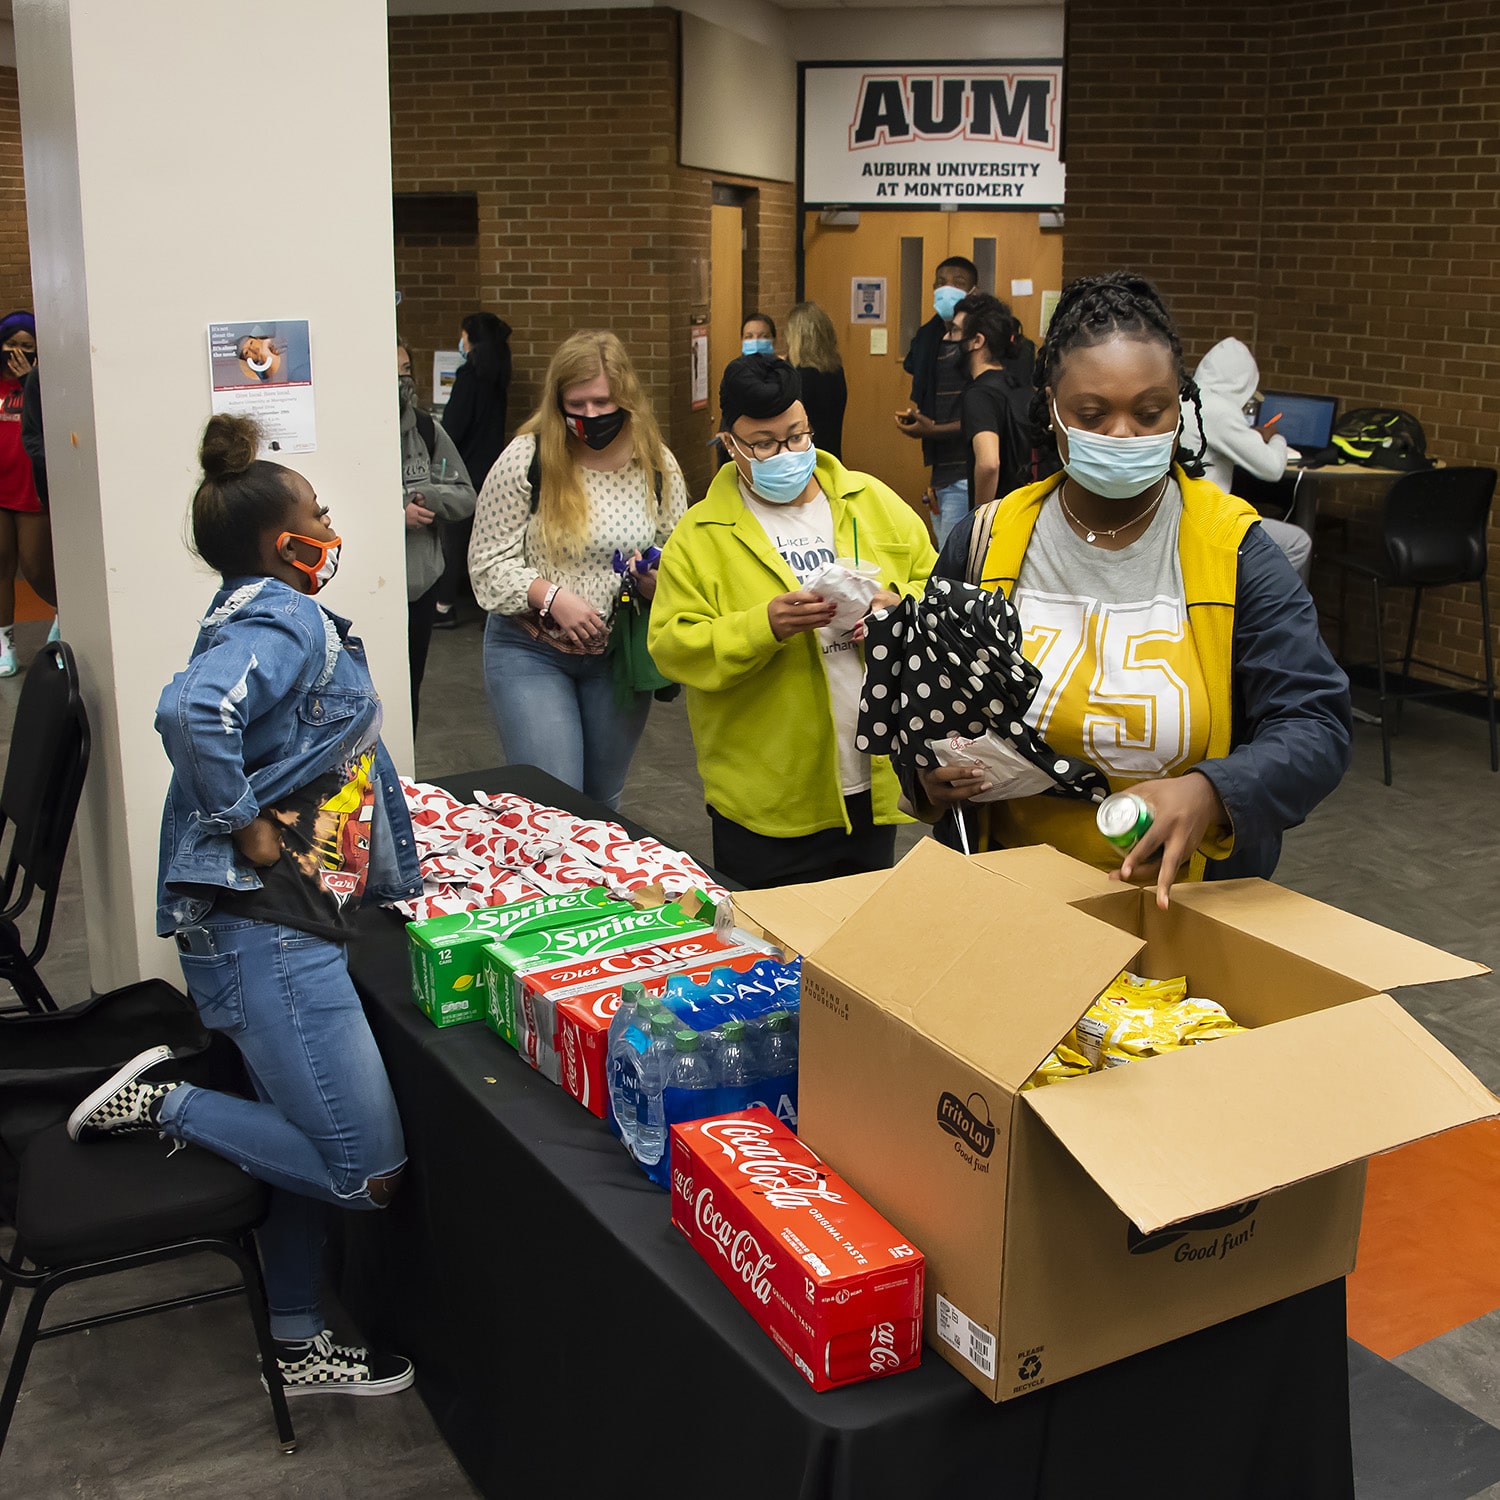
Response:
[158,916,406,1341]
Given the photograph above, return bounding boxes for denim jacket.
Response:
[156,576,423,935]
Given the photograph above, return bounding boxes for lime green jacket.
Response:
[648,455,936,838]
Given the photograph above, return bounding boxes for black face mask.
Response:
[564,408,627,451]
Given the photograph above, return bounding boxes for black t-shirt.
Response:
[961,367,1032,506]
[214,750,380,942]
[929,339,970,487]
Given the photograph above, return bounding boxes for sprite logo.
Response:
[526,906,706,958]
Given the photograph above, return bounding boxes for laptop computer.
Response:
[1257,390,1338,459]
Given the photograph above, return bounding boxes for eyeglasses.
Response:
[728,429,815,462]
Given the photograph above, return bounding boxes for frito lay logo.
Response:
[937,1091,995,1158]
[1127,1200,1260,1256]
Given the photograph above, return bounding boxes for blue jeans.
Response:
[483,613,651,811]
[158,918,405,1341]
[932,478,971,549]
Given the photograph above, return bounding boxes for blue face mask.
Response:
[742,338,774,357]
[1053,401,1178,501]
[933,286,967,322]
[744,442,819,505]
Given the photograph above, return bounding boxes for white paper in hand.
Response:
[929,731,1057,802]
[805,561,881,637]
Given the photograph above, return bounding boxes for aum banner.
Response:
[801,62,1065,210]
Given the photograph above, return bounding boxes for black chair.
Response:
[0,1125,296,1458]
[1328,466,1498,785]
[0,642,91,1015]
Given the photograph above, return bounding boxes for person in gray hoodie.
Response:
[1181,336,1312,582]
[397,338,475,723]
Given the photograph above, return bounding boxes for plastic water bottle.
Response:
[717,1018,751,1093]
[635,1013,678,1166]
[758,1009,798,1079]
[607,982,651,1152]
[665,1028,717,1096]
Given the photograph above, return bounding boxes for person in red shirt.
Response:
[0,310,55,676]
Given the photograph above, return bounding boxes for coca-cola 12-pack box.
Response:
[671,1109,924,1391]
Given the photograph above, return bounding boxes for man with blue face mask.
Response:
[649,354,936,888]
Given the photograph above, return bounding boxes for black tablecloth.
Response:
[333,766,1354,1500]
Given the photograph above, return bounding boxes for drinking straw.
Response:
[853,517,860,567]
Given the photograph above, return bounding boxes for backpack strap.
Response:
[965,499,1002,588]
[413,408,437,462]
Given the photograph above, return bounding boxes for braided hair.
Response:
[1029,272,1207,478]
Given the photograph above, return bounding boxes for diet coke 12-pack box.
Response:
[671,1109,924,1392]
[549,947,770,1117]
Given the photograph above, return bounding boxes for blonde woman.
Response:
[468,331,688,808]
[785,301,847,461]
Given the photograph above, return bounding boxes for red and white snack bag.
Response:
[671,1109,925,1392]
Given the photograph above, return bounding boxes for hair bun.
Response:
[199,413,260,481]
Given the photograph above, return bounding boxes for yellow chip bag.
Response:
[1021,1041,1092,1091]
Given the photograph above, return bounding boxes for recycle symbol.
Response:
[1017,1354,1042,1381]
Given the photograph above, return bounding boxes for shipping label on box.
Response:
[671,1109,924,1392]
[406,887,635,1027]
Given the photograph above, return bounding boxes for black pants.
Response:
[708,791,897,891]
[436,516,474,611]
[408,581,440,728]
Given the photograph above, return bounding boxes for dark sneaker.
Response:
[67,1046,181,1142]
[432,604,459,630]
[268,1331,415,1398]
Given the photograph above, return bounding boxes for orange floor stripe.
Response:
[1347,1118,1500,1359]
[14,578,49,623]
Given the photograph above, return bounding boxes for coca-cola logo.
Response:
[560,1023,581,1099]
[672,1165,693,1201]
[869,1322,901,1373]
[697,1119,846,1210]
[695,1187,774,1305]
[591,993,621,1021]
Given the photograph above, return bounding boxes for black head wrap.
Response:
[719,354,802,433]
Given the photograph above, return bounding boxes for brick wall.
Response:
[388,10,795,500]
[0,69,33,317]
[1065,0,1500,688]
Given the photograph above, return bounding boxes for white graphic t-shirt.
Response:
[741,486,872,796]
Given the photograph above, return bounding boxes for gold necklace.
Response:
[1058,475,1170,545]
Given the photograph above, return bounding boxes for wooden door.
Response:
[802,211,1063,519]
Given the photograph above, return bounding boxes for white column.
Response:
[15,0,412,990]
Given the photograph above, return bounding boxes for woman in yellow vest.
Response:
[918,272,1351,906]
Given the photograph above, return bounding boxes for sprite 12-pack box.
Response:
[480,896,718,1048]
[406,887,642,1028]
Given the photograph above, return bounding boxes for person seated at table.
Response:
[1181,336,1312,583]
[918,272,1351,905]
[66,413,420,1399]
[467,330,689,811]
[649,354,936,888]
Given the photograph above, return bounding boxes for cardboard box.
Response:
[671,1109,925,1391]
[406,888,636,1027]
[734,840,1496,1402]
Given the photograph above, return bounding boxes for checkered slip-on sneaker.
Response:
[67,1045,181,1142]
[266,1332,415,1398]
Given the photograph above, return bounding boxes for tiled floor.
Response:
[2,602,1499,1497]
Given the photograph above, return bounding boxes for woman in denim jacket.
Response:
[68,415,423,1399]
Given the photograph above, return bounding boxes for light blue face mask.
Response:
[933,286,967,322]
[742,338,774,357]
[744,442,818,505]
[1053,401,1178,501]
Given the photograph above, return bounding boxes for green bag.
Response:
[605,593,679,709]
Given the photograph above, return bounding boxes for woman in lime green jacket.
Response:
[649,355,935,888]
